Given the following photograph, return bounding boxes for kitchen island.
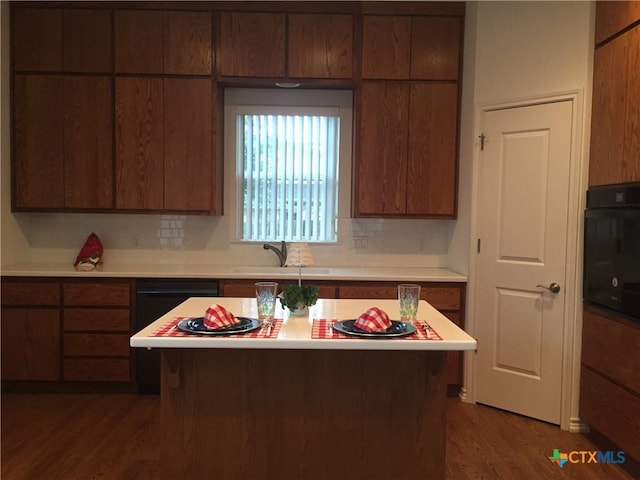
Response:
[131,298,476,480]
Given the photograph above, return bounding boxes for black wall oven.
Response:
[584,183,640,322]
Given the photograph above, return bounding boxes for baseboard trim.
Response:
[569,417,590,433]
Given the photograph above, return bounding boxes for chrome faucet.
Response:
[263,241,287,267]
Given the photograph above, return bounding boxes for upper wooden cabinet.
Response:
[115,10,213,75]
[595,0,640,45]
[288,14,354,79]
[355,81,458,217]
[115,77,216,213]
[13,7,111,72]
[217,12,286,78]
[217,11,354,81]
[589,24,640,186]
[13,74,113,210]
[362,15,461,80]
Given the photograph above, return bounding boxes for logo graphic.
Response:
[548,449,626,468]
[549,449,568,468]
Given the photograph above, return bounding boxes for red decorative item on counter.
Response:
[354,307,392,332]
[73,232,104,269]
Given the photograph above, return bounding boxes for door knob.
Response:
[536,283,561,294]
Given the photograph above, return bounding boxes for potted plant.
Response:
[279,284,319,316]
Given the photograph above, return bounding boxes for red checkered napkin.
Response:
[203,304,240,329]
[353,307,392,332]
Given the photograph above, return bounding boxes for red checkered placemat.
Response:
[152,317,282,339]
[311,319,442,340]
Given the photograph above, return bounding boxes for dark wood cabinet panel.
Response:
[63,281,131,307]
[13,75,64,209]
[356,81,458,217]
[407,83,458,216]
[63,76,113,209]
[164,11,213,75]
[356,82,409,215]
[64,309,131,332]
[164,79,214,211]
[1,280,60,306]
[1,308,60,381]
[62,9,111,72]
[217,12,286,78]
[12,8,63,71]
[580,366,640,462]
[114,10,164,73]
[582,308,640,395]
[115,77,164,210]
[410,16,461,80]
[64,333,130,357]
[362,16,411,79]
[589,25,640,186]
[288,14,353,79]
[115,10,212,75]
[595,0,640,45]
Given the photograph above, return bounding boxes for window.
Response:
[224,89,352,244]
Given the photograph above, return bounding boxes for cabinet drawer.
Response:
[422,287,461,311]
[582,308,640,394]
[580,366,640,462]
[63,282,131,306]
[1,281,60,306]
[338,284,462,311]
[64,333,130,357]
[64,308,130,332]
[64,358,130,382]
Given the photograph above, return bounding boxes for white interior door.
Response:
[474,100,573,424]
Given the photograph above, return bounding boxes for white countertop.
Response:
[0,263,467,282]
[130,297,477,351]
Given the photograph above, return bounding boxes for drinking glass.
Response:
[255,282,278,324]
[398,284,420,324]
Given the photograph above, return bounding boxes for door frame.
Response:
[464,90,590,432]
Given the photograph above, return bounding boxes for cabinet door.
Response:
[13,75,64,209]
[595,1,640,44]
[164,78,214,211]
[1,308,60,381]
[407,83,458,217]
[589,28,640,186]
[164,11,213,75]
[63,9,111,72]
[218,12,286,78]
[623,27,640,183]
[288,14,353,79]
[355,83,408,216]
[114,10,164,73]
[362,16,411,79]
[63,76,114,209]
[410,16,461,80]
[115,77,164,210]
[13,8,63,71]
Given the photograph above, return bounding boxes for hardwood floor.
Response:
[1,393,637,480]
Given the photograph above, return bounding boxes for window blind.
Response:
[240,113,339,242]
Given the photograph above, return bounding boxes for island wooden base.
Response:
[160,349,447,480]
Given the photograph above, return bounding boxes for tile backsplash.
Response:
[17,212,455,268]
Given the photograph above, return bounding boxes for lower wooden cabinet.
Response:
[1,280,61,381]
[580,306,640,462]
[62,280,133,383]
[1,277,134,386]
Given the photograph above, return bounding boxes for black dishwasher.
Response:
[135,279,219,393]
